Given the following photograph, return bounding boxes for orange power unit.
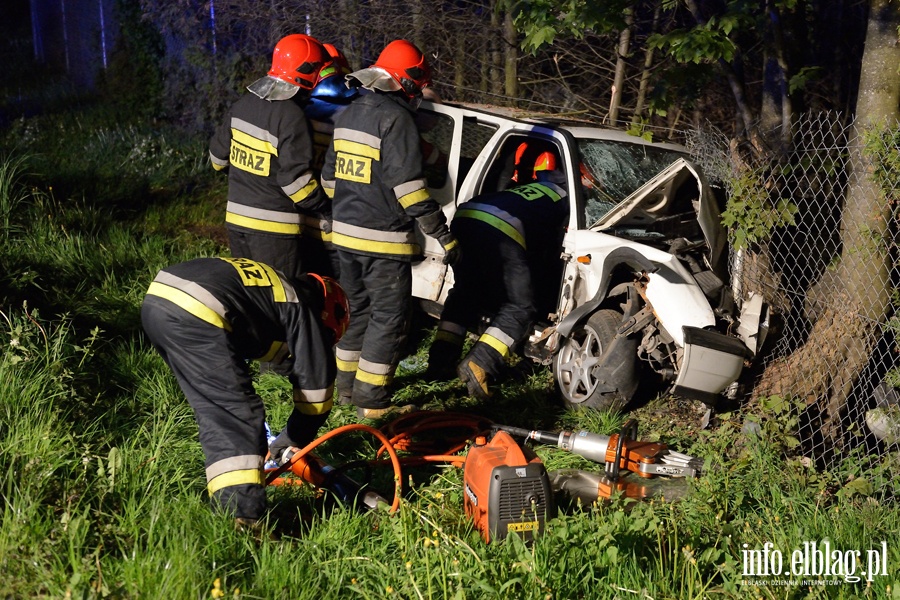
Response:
[463,430,557,543]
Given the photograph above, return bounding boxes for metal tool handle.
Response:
[495,425,566,447]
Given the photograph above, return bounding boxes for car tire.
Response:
[553,309,638,412]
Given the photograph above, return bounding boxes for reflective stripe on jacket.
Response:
[454,181,568,250]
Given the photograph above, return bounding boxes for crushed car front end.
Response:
[547,131,763,409]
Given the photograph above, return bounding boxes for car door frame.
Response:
[416,102,583,305]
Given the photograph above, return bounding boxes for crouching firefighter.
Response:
[140,257,349,525]
[427,148,568,399]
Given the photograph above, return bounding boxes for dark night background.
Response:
[2,0,123,124]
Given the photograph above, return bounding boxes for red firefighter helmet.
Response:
[323,43,351,74]
[268,34,331,90]
[308,273,350,344]
[512,142,559,182]
[533,151,557,174]
[373,39,432,99]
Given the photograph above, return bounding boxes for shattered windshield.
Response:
[577,139,688,225]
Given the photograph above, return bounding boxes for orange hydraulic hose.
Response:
[265,411,494,513]
[265,422,405,513]
[380,411,493,456]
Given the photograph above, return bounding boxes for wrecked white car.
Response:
[411,102,768,411]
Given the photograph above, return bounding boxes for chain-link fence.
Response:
[689,113,899,469]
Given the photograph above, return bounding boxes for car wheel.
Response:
[553,309,638,412]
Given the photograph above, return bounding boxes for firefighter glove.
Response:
[441,237,462,266]
[268,430,299,467]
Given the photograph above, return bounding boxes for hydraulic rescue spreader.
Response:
[495,419,703,478]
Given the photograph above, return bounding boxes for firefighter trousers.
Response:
[298,235,341,280]
[141,298,268,520]
[227,226,304,280]
[335,252,412,409]
[437,219,537,377]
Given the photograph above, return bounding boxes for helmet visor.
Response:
[247,76,301,101]
[346,67,402,93]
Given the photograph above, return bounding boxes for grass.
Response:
[1,104,900,599]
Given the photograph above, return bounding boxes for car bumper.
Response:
[672,326,753,404]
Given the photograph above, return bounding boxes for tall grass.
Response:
[0,152,29,237]
[0,111,899,599]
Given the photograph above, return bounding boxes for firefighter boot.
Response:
[456,342,502,401]
[335,349,359,406]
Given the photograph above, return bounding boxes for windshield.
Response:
[577,139,689,225]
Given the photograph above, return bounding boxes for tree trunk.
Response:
[503,10,518,98]
[490,0,502,96]
[840,0,900,322]
[632,4,661,124]
[609,9,632,126]
[754,0,900,455]
[759,0,794,153]
[683,0,763,153]
[455,31,466,96]
[411,0,425,54]
[341,0,360,71]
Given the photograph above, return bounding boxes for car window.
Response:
[415,109,454,189]
[578,139,688,225]
[458,117,499,192]
[480,134,565,195]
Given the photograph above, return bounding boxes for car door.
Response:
[410,102,506,307]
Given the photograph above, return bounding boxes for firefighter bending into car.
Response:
[426,145,569,399]
[320,40,461,419]
[208,34,334,280]
[140,257,349,525]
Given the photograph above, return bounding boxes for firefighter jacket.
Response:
[320,92,454,261]
[143,257,336,411]
[454,178,569,252]
[209,94,328,237]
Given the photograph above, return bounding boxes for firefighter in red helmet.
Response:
[209,34,335,280]
[141,257,349,526]
[320,39,460,419]
[426,144,569,399]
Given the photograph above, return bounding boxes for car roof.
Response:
[560,126,689,152]
[441,101,689,152]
